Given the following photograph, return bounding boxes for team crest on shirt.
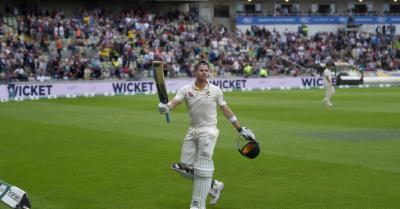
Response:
[206,91,211,97]
[188,91,194,97]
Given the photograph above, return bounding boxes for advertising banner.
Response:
[0,77,325,100]
[237,16,400,25]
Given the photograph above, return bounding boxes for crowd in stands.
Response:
[245,24,400,74]
[1,5,400,82]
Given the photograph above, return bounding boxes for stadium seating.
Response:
[0,6,399,83]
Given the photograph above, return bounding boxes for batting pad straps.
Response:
[194,156,214,178]
[229,115,237,123]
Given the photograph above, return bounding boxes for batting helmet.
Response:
[235,134,260,159]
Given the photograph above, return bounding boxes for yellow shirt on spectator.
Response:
[244,64,252,76]
[101,48,110,58]
[112,59,120,68]
[84,16,90,25]
[128,30,134,40]
[259,68,268,77]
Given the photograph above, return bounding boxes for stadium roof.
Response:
[143,0,207,1]
[111,0,207,1]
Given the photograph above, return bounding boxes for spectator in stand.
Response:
[1,5,400,84]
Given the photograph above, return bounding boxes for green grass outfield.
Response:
[1,88,400,209]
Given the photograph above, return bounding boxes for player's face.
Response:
[195,64,209,81]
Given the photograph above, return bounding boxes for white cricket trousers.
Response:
[325,86,335,101]
[180,126,220,168]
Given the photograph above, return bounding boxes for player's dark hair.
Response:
[194,60,210,71]
[326,61,335,68]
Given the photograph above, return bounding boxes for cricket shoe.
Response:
[323,98,333,106]
[190,200,204,209]
[209,180,224,205]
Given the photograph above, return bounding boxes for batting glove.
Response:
[237,127,256,141]
[158,102,169,114]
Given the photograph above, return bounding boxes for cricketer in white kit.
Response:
[158,60,254,209]
[323,62,335,106]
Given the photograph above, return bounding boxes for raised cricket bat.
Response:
[152,61,170,123]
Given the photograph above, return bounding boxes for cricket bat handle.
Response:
[165,112,170,123]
